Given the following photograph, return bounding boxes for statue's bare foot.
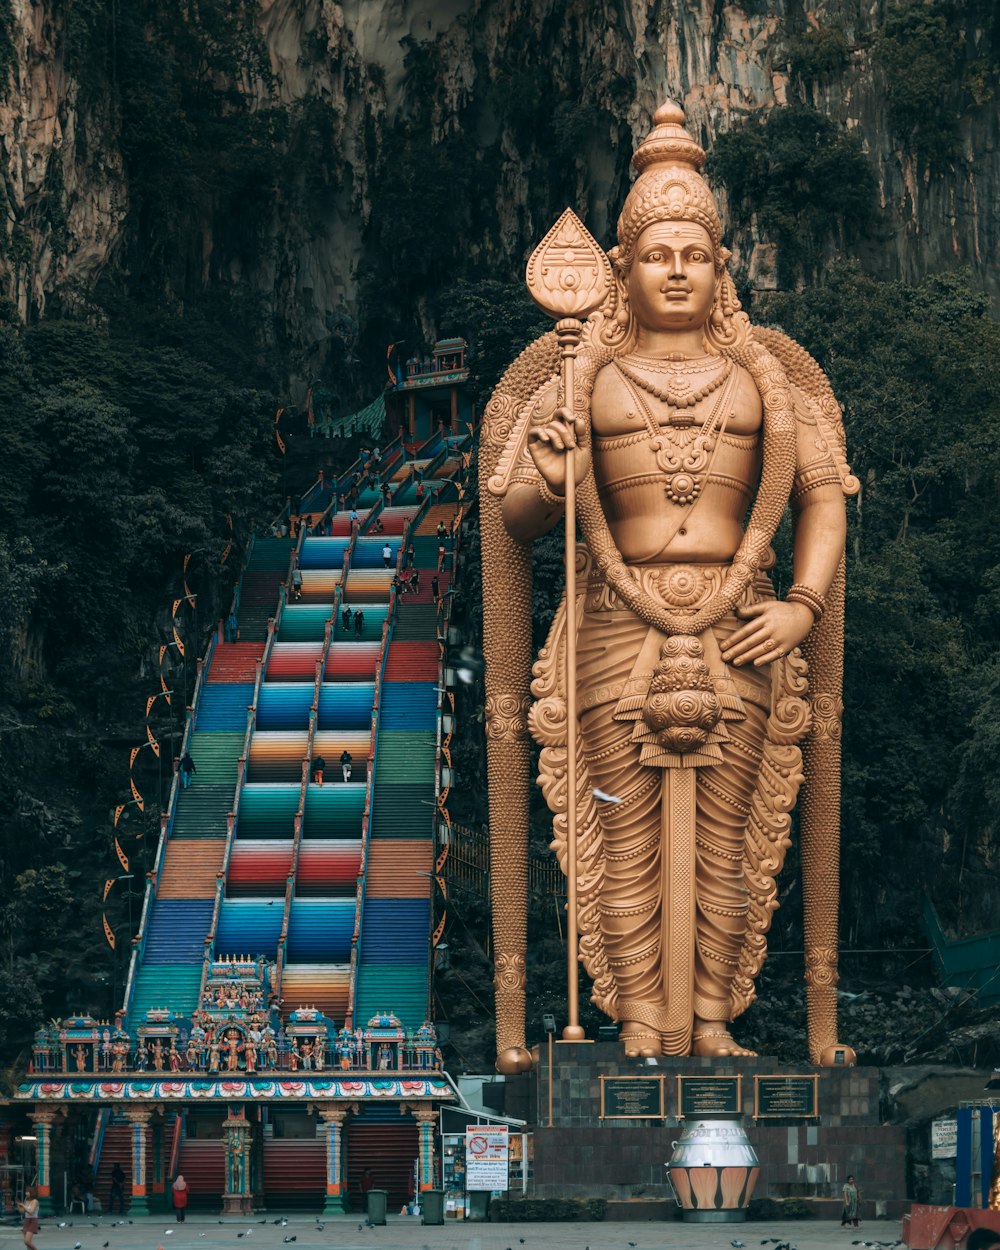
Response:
[620,1022,660,1058]
[691,1028,756,1057]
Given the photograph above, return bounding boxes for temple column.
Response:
[151,1119,165,1209]
[0,1118,14,1214]
[412,1104,438,1192]
[222,1107,252,1216]
[29,1110,56,1216]
[124,1109,151,1215]
[317,1103,352,1214]
[407,394,416,440]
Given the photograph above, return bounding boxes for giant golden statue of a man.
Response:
[480,103,858,1072]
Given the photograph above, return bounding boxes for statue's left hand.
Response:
[720,600,815,667]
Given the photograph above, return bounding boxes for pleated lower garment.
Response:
[576,583,770,1036]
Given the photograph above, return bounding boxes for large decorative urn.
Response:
[667,1117,760,1222]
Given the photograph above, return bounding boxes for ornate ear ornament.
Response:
[704,270,750,351]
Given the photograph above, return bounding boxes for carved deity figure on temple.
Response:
[481,102,858,1069]
[151,1039,165,1071]
[73,1044,88,1073]
[223,1032,240,1071]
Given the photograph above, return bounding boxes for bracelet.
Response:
[536,476,565,508]
[786,583,826,621]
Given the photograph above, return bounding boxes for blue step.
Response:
[299,538,350,569]
[142,900,215,964]
[359,899,430,963]
[195,683,255,731]
[353,538,400,569]
[257,683,314,730]
[378,682,438,730]
[214,899,284,958]
[285,899,355,962]
[317,683,375,730]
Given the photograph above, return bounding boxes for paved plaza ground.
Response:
[0,1215,904,1250]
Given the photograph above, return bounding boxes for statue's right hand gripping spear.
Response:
[525,209,613,1040]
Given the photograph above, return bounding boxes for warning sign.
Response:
[465,1126,509,1192]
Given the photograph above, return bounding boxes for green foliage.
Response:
[706,106,877,286]
[747,1196,816,1220]
[874,0,963,164]
[0,0,16,84]
[489,1197,606,1221]
[787,26,850,83]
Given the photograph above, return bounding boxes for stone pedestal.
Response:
[528,1042,906,1210]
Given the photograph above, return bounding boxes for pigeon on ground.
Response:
[73,1243,82,1249]
[58,1223,68,1229]
[315,1224,325,1232]
[283,1238,297,1244]
[732,1241,746,1247]
[103,1242,110,1246]
[165,1231,174,1237]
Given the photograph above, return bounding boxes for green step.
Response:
[375,731,436,780]
[129,965,203,1023]
[239,605,273,642]
[411,536,448,567]
[172,784,233,837]
[353,964,429,1033]
[370,783,435,838]
[248,538,295,572]
[392,607,438,641]
[185,732,246,783]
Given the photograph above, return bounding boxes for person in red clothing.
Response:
[171,1174,189,1222]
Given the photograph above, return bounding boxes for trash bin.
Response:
[467,1190,490,1222]
[421,1189,445,1225]
[366,1189,388,1226]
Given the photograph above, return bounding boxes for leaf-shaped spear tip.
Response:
[525,208,613,320]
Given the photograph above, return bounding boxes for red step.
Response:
[208,642,264,683]
[344,1123,418,1212]
[241,571,284,606]
[394,573,449,605]
[95,1121,149,1212]
[383,642,439,683]
[177,1138,225,1206]
[262,1138,326,1209]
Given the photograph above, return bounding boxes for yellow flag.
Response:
[129,747,140,770]
[146,723,160,757]
[114,804,125,827]
[129,777,144,813]
[115,838,129,872]
[103,914,115,950]
[103,878,115,902]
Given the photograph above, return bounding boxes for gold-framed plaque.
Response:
[599,1074,667,1120]
[676,1073,742,1117]
[753,1074,819,1118]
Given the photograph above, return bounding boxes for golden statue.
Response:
[480,102,859,1072]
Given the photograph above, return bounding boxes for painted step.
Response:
[129,964,203,1022]
[359,899,429,962]
[352,964,429,1033]
[369,783,435,838]
[365,840,432,898]
[143,899,215,963]
[171,784,234,838]
[379,682,437,729]
[158,839,225,898]
[207,642,264,683]
[279,964,350,1023]
[383,642,439,683]
[237,603,274,643]
[373,731,436,778]
[184,731,245,783]
[391,606,438,641]
[247,538,295,572]
[195,682,254,731]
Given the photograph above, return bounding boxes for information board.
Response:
[753,1075,819,1118]
[465,1126,509,1191]
[599,1075,666,1119]
[677,1074,742,1117]
[931,1118,957,1159]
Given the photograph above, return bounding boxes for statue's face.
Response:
[626,220,716,332]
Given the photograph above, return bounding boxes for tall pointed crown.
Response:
[616,101,725,265]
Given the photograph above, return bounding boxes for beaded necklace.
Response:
[615,355,733,409]
[615,363,738,507]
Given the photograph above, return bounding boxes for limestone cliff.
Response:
[0,0,995,389]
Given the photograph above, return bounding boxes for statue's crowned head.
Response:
[616,101,725,270]
[609,101,744,348]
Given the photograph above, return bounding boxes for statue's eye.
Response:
[644,250,665,262]
[689,249,710,263]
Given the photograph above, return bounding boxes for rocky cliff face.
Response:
[1,0,995,389]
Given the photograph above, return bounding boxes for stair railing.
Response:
[88,1107,109,1177]
[167,1109,185,1183]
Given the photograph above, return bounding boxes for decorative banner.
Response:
[129,776,144,813]
[220,541,232,566]
[145,722,160,757]
[171,598,186,658]
[182,553,195,605]
[103,878,115,902]
[114,838,129,873]
[129,747,140,771]
[114,804,126,828]
[103,914,115,950]
[160,673,171,704]
[172,625,185,658]
[432,914,446,947]
[274,407,286,455]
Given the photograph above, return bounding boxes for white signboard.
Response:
[465,1126,509,1191]
[931,1118,957,1159]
